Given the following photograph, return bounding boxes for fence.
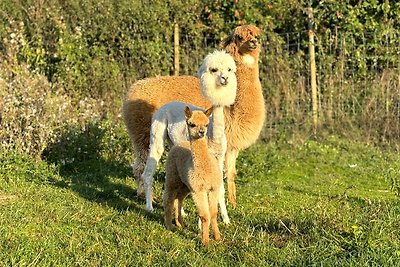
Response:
[168,24,400,145]
[2,15,400,148]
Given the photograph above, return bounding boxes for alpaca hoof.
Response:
[228,195,237,208]
[202,238,210,247]
[165,223,174,231]
[136,189,145,198]
[145,204,154,213]
[175,221,186,228]
[222,216,230,225]
[214,234,221,242]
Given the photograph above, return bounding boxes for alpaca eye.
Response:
[210,68,218,73]
[188,123,195,128]
[228,68,232,72]
[205,124,209,128]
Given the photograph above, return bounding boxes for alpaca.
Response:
[141,50,237,224]
[122,24,265,206]
[163,106,222,246]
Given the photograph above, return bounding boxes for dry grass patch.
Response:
[0,193,18,205]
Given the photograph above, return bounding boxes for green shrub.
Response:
[42,119,131,171]
[0,61,105,157]
[0,150,59,186]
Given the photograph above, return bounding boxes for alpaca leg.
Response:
[192,191,210,246]
[213,149,230,223]
[162,186,176,230]
[132,152,147,197]
[218,184,230,224]
[176,189,190,228]
[142,148,165,212]
[225,149,239,207]
[173,198,181,227]
[209,190,221,241]
[143,122,167,212]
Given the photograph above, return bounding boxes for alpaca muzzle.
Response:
[219,76,229,86]
[197,130,206,138]
[249,39,258,49]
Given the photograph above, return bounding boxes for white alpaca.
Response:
[142,50,237,225]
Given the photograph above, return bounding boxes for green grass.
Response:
[1,132,399,266]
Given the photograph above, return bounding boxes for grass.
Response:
[0,127,399,266]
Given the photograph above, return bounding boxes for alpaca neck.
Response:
[223,53,266,150]
[208,105,225,142]
[189,138,212,168]
[230,58,263,116]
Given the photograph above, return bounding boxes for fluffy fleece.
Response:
[142,50,236,225]
[122,24,265,207]
[163,107,222,246]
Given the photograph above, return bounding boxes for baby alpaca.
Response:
[163,107,222,246]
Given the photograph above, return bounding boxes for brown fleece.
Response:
[163,108,221,246]
[122,25,265,206]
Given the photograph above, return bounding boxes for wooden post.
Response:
[307,7,318,134]
[173,22,180,76]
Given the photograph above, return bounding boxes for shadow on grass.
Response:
[283,184,374,207]
[42,120,163,223]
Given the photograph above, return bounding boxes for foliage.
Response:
[2,0,397,97]
[42,119,132,172]
[0,60,105,156]
[1,0,400,152]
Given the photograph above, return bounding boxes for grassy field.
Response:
[0,126,399,266]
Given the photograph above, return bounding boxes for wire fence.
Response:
[170,27,400,144]
[3,17,400,146]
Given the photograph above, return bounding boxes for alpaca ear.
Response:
[224,42,239,59]
[204,106,213,117]
[184,106,192,119]
[221,29,240,59]
[249,24,262,36]
[197,62,206,78]
[221,34,233,49]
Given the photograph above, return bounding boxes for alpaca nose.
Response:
[220,76,228,85]
[249,39,258,49]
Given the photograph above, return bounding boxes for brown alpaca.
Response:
[122,24,265,206]
[163,106,221,246]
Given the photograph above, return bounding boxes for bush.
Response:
[0,150,59,186]
[0,60,105,157]
[42,119,131,171]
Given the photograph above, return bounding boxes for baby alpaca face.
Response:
[184,107,212,140]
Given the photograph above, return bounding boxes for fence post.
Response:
[307,7,318,133]
[173,22,180,76]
